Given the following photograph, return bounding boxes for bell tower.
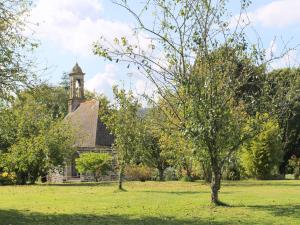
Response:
[68,63,85,112]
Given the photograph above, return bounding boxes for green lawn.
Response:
[0,180,299,225]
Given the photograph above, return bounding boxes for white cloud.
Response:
[86,65,157,106]
[233,0,300,28]
[85,64,118,93]
[253,0,300,27]
[30,0,150,56]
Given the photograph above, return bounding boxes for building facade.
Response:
[52,63,115,182]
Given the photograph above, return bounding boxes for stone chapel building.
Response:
[62,63,114,181]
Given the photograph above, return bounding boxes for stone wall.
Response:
[47,168,64,182]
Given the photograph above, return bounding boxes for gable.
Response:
[66,99,99,148]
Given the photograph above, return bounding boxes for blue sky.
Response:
[30,0,300,99]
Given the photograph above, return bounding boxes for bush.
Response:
[0,172,16,185]
[1,136,49,184]
[125,165,153,182]
[0,121,75,185]
[288,155,300,179]
[241,118,283,179]
[76,153,112,182]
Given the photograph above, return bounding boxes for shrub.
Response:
[1,136,49,184]
[76,153,112,182]
[288,155,300,179]
[0,172,16,185]
[125,165,153,182]
[240,118,283,179]
[0,121,75,185]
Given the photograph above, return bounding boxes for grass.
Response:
[0,180,299,224]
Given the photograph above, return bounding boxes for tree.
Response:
[94,0,266,204]
[139,102,195,181]
[99,86,142,190]
[0,84,68,151]
[263,68,300,174]
[240,115,283,179]
[0,84,70,156]
[2,135,48,184]
[139,129,169,181]
[93,0,290,204]
[1,121,75,184]
[59,72,70,91]
[160,130,195,181]
[0,107,17,153]
[0,0,37,101]
[0,87,75,184]
[76,153,112,182]
[25,84,69,118]
[139,107,172,181]
[45,121,76,172]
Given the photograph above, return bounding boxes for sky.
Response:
[29,0,300,99]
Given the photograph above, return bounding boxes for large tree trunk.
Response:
[118,163,125,190]
[211,167,221,205]
[209,150,222,205]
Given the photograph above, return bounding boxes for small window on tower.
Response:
[76,79,81,88]
[75,79,81,97]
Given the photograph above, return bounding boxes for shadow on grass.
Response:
[113,187,128,193]
[0,209,225,225]
[246,204,300,219]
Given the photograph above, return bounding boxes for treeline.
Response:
[92,0,300,204]
[0,84,75,184]
[0,80,104,185]
[1,0,300,205]
[1,69,299,186]
[98,68,300,187]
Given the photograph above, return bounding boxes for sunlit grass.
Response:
[0,180,299,224]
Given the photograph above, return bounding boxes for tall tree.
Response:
[94,0,272,204]
[263,68,300,173]
[99,86,142,190]
[240,115,283,179]
[1,121,75,184]
[0,87,75,184]
[140,108,171,181]
[25,84,69,118]
[141,104,194,181]
[0,0,37,101]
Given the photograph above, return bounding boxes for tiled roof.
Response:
[66,99,113,148]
